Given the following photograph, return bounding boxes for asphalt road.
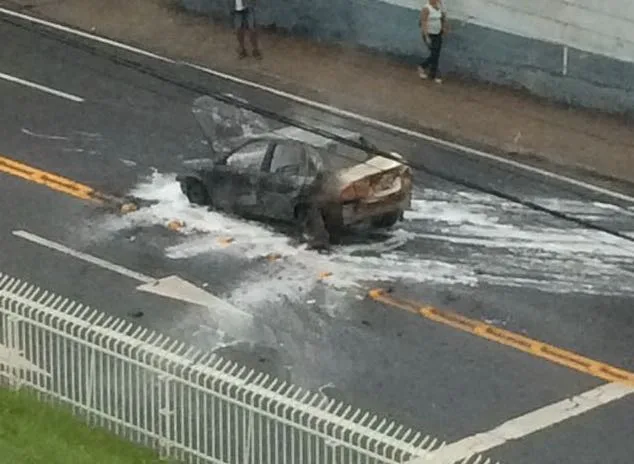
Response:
[1,14,633,464]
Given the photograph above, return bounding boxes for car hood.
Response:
[192,95,271,160]
[181,158,216,171]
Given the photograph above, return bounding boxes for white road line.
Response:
[1,7,633,204]
[407,382,634,464]
[12,230,268,337]
[0,70,84,102]
[0,8,173,64]
[13,230,153,283]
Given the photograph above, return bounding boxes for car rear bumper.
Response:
[340,189,411,225]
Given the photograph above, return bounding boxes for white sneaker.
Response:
[434,78,443,84]
[417,66,428,79]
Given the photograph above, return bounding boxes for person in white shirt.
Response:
[228,0,261,59]
[418,0,447,83]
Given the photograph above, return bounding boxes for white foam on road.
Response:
[410,194,630,255]
[96,172,634,306]
[409,190,634,294]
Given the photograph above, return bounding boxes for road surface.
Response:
[0,13,633,464]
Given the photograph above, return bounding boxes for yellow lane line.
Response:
[0,154,129,207]
[0,154,101,201]
[368,288,634,386]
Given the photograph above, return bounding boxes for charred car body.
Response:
[177,96,413,245]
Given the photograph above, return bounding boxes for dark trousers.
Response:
[232,8,255,30]
[420,33,443,78]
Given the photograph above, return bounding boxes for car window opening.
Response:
[226,140,269,169]
[270,143,306,174]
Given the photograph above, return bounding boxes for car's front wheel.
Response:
[371,211,401,228]
[185,179,210,206]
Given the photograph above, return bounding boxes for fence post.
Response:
[85,347,96,410]
[158,374,175,460]
[4,314,23,390]
[325,438,340,464]
[243,409,254,464]
[0,312,7,384]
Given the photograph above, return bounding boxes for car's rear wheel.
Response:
[371,211,401,228]
[321,206,345,244]
[296,204,332,250]
[324,218,344,244]
[185,179,210,206]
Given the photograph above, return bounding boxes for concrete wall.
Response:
[182,0,634,116]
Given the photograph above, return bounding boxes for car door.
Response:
[206,139,272,215]
[258,140,315,221]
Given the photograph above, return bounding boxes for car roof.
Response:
[266,126,362,148]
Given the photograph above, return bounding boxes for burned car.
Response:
[177,96,413,245]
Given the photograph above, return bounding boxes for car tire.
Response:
[371,211,400,228]
[185,179,210,206]
[324,218,344,244]
[293,204,309,239]
[320,206,345,244]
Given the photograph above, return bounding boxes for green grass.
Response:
[0,387,169,464]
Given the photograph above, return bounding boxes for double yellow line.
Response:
[0,154,133,209]
[369,288,634,386]
[0,154,104,201]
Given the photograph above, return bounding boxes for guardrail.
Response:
[0,272,498,464]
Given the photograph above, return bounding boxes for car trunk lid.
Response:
[336,155,409,201]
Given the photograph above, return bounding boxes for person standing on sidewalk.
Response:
[418,0,447,83]
[228,0,261,59]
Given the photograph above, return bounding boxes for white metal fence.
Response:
[0,272,498,464]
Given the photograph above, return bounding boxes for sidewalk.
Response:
[5,0,634,188]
